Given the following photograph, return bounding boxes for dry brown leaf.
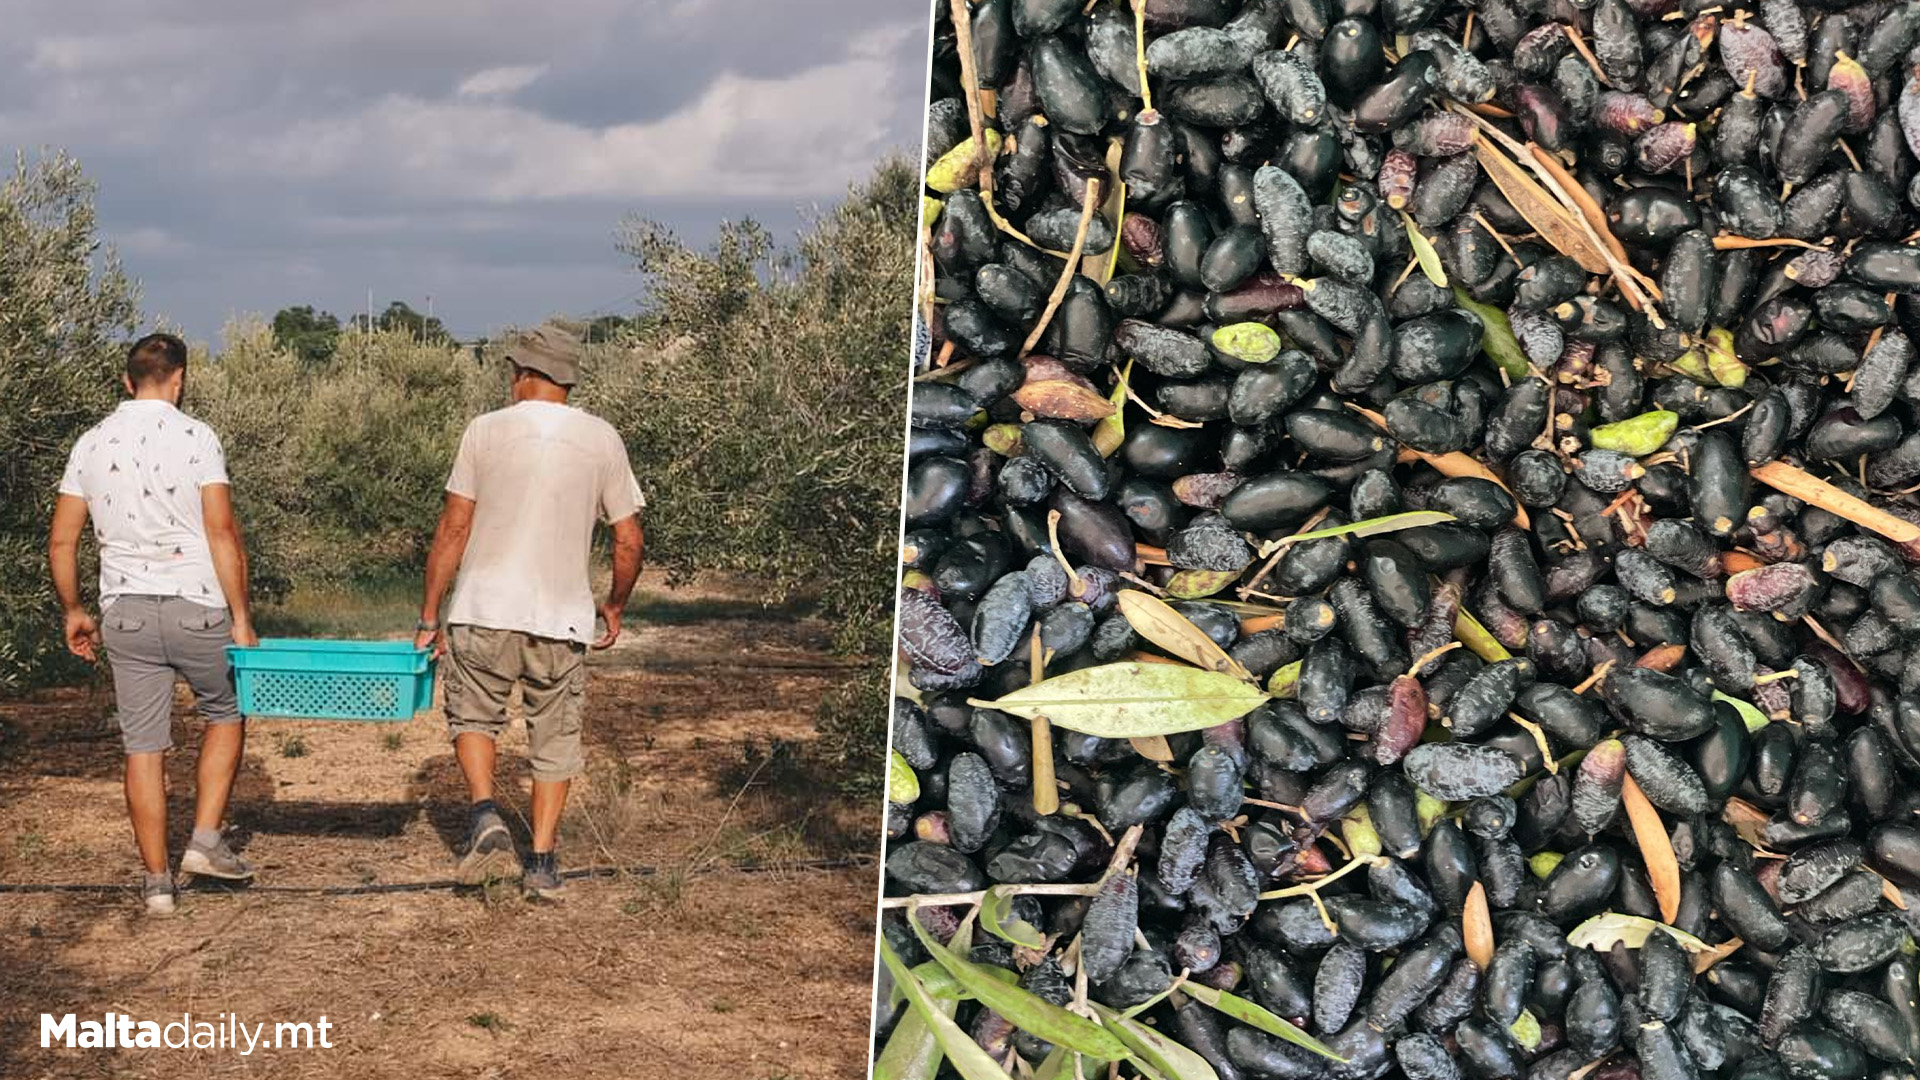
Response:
[1634,644,1688,671]
[1117,590,1256,682]
[1692,936,1745,974]
[1884,875,1909,910]
[1722,797,1779,854]
[1464,880,1494,970]
[1622,772,1680,924]
[1473,136,1611,274]
[1012,379,1119,421]
[1130,735,1175,762]
[1346,404,1531,528]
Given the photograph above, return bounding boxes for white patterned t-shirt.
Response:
[57,399,231,608]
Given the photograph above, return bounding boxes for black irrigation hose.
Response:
[0,855,874,897]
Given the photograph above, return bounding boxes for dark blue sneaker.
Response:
[524,851,565,901]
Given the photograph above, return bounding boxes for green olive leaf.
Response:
[970,662,1269,737]
[889,750,921,805]
[1164,568,1240,599]
[1180,985,1347,1062]
[1712,690,1771,733]
[909,909,1130,1061]
[1401,212,1449,288]
[1088,1004,1220,1080]
[1452,287,1533,379]
[1092,359,1132,459]
[1268,660,1302,699]
[1118,591,1253,680]
[979,887,1046,950]
[1566,912,1712,953]
[1257,511,1458,557]
[876,925,982,1080]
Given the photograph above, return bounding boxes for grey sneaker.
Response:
[456,806,522,885]
[142,874,177,917]
[523,854,566,901]
[181,839,256,880]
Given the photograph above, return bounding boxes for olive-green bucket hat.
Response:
[501,322,584,387]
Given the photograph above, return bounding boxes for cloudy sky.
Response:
[0,1,929,342]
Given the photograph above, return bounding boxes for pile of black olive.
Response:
[882,0,1920,1077]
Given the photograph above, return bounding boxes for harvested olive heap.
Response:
[882,0,1920,1078]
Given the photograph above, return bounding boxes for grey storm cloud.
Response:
[0,0,930,340]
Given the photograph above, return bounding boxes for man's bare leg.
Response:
[193,722,245,833]
[125,752,169,875]
[530,779,569,854]
[455,731,497,802]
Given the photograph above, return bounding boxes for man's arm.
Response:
[416,493,476,657]
[202,484,257,647]
[48,494,98,661]
[595,514,644,650]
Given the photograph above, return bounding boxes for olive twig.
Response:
[1046,509,1086,595]
[1130,0,1152,112]
[1407,640,1462,677]
[1258,853,1385,901]
[1020,180,1103,357]
[1030,622,1061,817]
[1571,659,1615,696]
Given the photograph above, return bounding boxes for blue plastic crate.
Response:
[227,639,435,722]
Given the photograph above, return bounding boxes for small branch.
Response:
[1020,181,1103,357]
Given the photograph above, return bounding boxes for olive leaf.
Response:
[909,909,1131,1061]
[1092,359,1132,458]
[1451,288,1533,379]
[1621,773,1681,924]
[1711,690,1771,733]
[1164,568,1240,599]
[1212,322,1283,363]
[1089,1004,1221,1080]
[1565,912,1712,953]
[1471,136,1610,274]
[1118,591,1254,681]
[979,887,1046,949]
[876,926,984,1080]
[889,750,921,805]
[1180,985,1347,1062]
[925,131,1003,194]
[1401,211,1449,288]
[1033,1047,1078,1080]
[1453,607,1513,662]
[972,662,1269,737]
[1255,510,1458,556]
[1268,659,1302,699]
[1013,380,1119,421]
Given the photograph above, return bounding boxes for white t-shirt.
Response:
[58,400,231,608]
[443,401,644,645]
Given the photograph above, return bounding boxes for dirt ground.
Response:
[0,573,883,1079]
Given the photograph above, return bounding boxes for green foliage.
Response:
[0,153,139,694]
[191,321,497,599]
[582,156,916,782]
[270,305,342,366]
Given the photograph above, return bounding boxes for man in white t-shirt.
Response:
[415,323,644,899]
[48,332,260,916]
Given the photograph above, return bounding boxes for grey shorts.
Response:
[99,595,243,755]
[443,624,587,782]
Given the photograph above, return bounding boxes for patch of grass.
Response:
[15,831,46,859]
[710,998,736,1014]
[381,730,404,752]
[466,1012,509,1032]
[255,571,420,640]
[276,733,309,759]
[628,590,814,626]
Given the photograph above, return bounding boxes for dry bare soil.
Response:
[0,573,880,1079]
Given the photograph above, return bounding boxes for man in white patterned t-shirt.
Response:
[48,332,260,916]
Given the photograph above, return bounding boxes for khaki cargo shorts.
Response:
[100,595,243,755]
[443,624,587,781]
